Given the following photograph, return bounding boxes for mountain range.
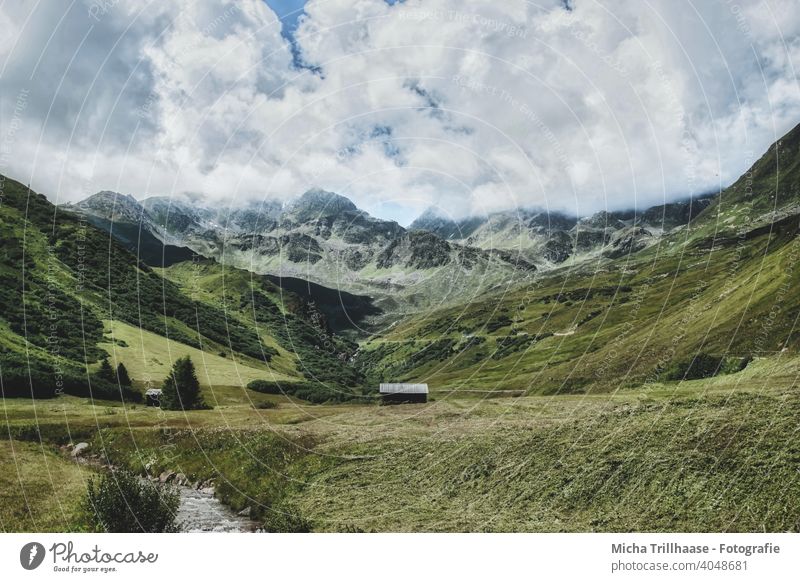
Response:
[3,122,800,402]
[62,175,721,327]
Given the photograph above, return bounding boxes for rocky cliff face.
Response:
[66,188,537,323]
[66,177,722,327]
[67,190,147,224]
[409,194,717,266]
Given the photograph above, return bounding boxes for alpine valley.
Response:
[2,124,800,532]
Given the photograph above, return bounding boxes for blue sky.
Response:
[263,0,307,38]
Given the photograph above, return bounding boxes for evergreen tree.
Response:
[116,363,132,387]
[161,356,208,410]
[97,358,115,382]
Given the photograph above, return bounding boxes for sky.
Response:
[0,0,799,225]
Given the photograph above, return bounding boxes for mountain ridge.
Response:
[65,187,537,325]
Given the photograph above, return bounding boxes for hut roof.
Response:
[379,383,429,394]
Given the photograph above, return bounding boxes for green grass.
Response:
[283,388,800,531]
[159,260,366,389]
[0,439,91,532]
[354,210,800,396]
[2,375,798,532]
[100,319,299,388]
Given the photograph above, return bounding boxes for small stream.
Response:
[176,486,257,532]
[68,445,256,532]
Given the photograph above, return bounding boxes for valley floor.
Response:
[2,371,799,532]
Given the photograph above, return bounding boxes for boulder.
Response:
[159,470,176,483]
[71,442,89,457]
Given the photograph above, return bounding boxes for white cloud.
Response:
[0,0,798,222]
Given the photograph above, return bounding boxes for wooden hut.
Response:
[379,383,428,404]
[145,388,163,407]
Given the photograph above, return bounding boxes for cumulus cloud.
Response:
[0,0,798,222]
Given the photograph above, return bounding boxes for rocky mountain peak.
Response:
[409,207,485,240]
[72,190,144,223]
[288,188,359,221]
[578,210,626,230]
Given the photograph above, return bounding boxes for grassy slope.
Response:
[354,125,800,394]
[0,174,371,399]
[5,381,792,532]
[289,388,800,532]
[0,439,89,532]
[100,319,297,388]
[158,259,366,390]
[354,204,800,395]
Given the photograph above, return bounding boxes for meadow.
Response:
[3,357,799,532]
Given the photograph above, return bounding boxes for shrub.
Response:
[0,352,141,402]
[720,355,753,374]
[254,401,277,410]
[664,353,723,381]
[261,503,312,533]
[247,379,282,394]
[83,469,180,532]
[247,379,374,404]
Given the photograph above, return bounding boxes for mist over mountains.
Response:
[63,182,715,316]
[49,120,800,336]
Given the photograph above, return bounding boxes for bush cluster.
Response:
[664,353,752,381]
[83,469,179,533]
[247,379,374,404]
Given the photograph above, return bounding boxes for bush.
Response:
[254,401,277,410]
[247,379,282,394]
[0,352,141,402]
[83,469,180,532]
[720,355,753,374]
[261,503,312,533]
[664,353,723,381]
[247,379,374,404]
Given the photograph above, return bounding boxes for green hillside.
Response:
[0,175,365,402]
[354,129,800,396]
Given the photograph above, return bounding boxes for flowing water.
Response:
[176,486,257,532]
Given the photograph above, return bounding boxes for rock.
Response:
[238,507,251,517]
[71,442,89,457]
[175,473,187,486]
[542,231,572,263]
[159,470,176,483]
[603,226,652,259]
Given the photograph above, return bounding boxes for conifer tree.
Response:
[161,356,208,410]
[97,358,115,382]
[116,363,132,387]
